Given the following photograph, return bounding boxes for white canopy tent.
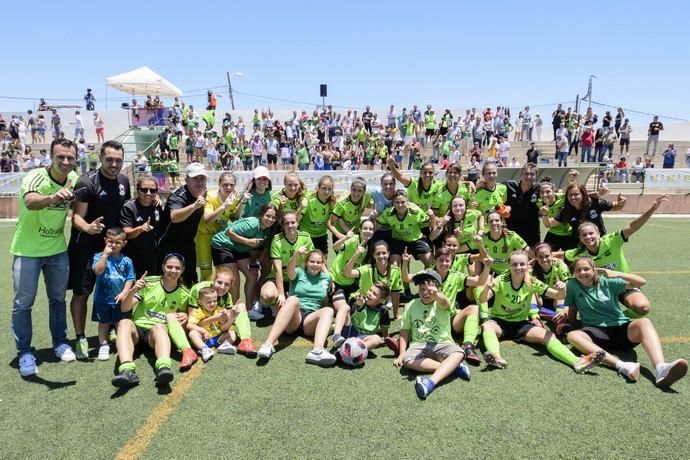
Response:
[105,66,183,97]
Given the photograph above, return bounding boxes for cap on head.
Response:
[253,166,270,180]
[185,162,207,178]
[412,269,442,287]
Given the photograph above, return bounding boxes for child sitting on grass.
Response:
[333,282,391,352]
[187,287,241,362]
[91,227,135,361]
[393,269,470,400]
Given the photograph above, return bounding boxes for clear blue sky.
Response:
[2,0,689,124]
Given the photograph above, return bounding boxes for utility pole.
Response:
[226,72,235,110]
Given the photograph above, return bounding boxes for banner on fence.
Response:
[644,168,690,191]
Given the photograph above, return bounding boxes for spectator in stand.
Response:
[73,111,85,142]
[551,104,565,140]
[646,116,664,156]
[84,89,96,110]
[556,135,569,167]
[631,157,645,183]
[525,141,540,165]
[662,144,677,169]
[618,119,631,155]
[94,112,105,144]
[580,126,594,163]
[51,109,61,139]
[614,107,625,136]
[497,135,511,166]
[686,148,690,168]
[594,128,604,162]
[601,127,617,161]
[615,156,629,183]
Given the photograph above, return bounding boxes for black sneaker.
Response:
[462,342,482,366]
[155,366,174,385]
[111,370,140,388]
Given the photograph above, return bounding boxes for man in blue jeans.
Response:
[11,139,80,377]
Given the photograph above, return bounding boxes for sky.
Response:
[2,0,689,126]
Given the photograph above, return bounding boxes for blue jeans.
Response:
[12,252,69,356]
[557,151,568,167]
[581,146,592,162]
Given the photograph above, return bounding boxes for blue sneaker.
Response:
[414,376,435,400]
[456,362,471,381]
[55,343,76,362]
[332,333,345,349]
[19,353,38,377]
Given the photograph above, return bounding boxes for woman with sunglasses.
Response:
[120,175,163,278]
[196,172,241,281]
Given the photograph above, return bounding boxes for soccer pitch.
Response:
[1,218,689,459]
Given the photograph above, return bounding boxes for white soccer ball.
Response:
[340,337,368,366]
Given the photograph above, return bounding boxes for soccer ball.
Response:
[340,337,368,366]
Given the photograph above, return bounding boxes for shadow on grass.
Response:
[21,374,77,390]
[9,349,78,390]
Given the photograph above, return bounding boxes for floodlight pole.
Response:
[226,72,235,110]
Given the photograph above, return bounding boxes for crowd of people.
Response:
[11,135,687,399]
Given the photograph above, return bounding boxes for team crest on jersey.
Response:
[154,209,160,221]
[119,184,126,196]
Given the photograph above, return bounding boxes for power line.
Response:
[589,100,688,122]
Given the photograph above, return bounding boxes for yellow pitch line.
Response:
[660,336,690,344]
[115,362,205,460]
[635,270,690,275]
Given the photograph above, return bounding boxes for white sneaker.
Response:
[97,344,110,361]
[257,342,275,359]
[247,301,265,321]
[216,341,237,355]
[54,344,76,363]
[305,348,337,367]
[655,359,688,388]
[617,361,640,382]
[201,347,214,362]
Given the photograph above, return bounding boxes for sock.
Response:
[76,334,86,340]
[199,268,213,282]
[155,357,172,370]
[118,361,136,373]
[235,310,252,340]
[167,320,191,351]
[462,313,480,344]
[615,361,626,372]
[655,363,665,375]
[482,329,500,354]
[545,337,578,366]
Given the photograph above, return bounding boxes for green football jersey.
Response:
[406,179,441,211]
[376,205,429,242]
[132,277,190,330]
[330,235,366,286]
[271,190,306,216]
[431,182,473,217]
[451,209,483,248]
[211,217,271,253]
[473,183,508,214]
[535,260,570,288]
[270,231,314,278]
[298,191,333,237]
[564,231,629,273]
[357,264,403,296]
[483,272,548,322]
[331,194,371,234]
[481,231,528,274]
[11,168,79,257]
[538,193,571,236]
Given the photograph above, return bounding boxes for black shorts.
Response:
[211,246,250,266]
[618,287,642,304]
[544,232,578,251]
[67,245,97,295]
[298,309,317,334]
[372,228,392,244]
[389,238,431,258]
[311,234,328,254]
[362,157,373,166]
[620,138,630,146]
[135,326,154,346]
[425,128,435,136]
[580,323,637,350]
[267,154,277,164]
[490,318,535,342]
[454,289,474,310]
[331,282,358,303]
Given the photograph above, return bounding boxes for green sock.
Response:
[462,313,480,344]
[155,357,172,370]
[482,329,500,354]
[167,319,191,351]
[118,361,136,373]
[545,337,578,366]
[235,310,252,340]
